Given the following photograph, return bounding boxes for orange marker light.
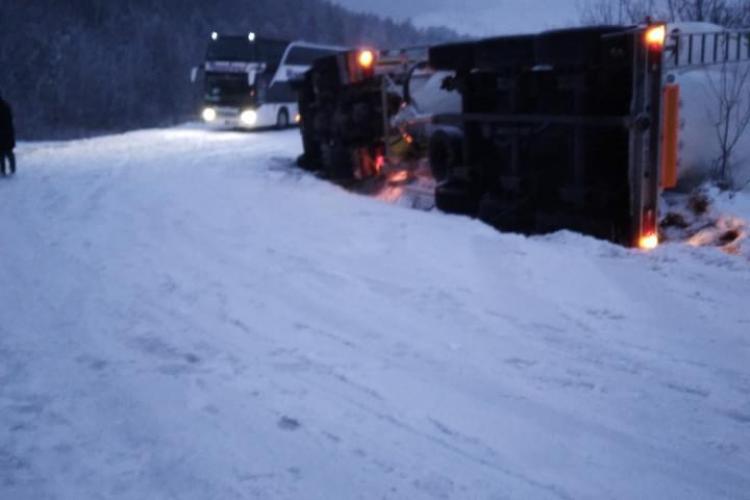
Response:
[390,170,409,183]
[645,25,666,48]
[358,49,375,69]
[639,232,659,250]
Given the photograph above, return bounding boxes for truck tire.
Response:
[428,129,463,183]
[276,108,290,129]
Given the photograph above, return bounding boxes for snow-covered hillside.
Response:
[1,127,749,499]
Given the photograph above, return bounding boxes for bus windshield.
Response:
[206,36,289,64]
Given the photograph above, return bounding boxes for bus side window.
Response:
[286,47,307,65]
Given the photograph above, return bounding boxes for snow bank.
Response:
[662,186,750,258]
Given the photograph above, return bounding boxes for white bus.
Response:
[198,33,345,129]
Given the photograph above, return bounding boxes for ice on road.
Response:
[1,127,749,499]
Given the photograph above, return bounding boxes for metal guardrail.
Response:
[666,29,750,70]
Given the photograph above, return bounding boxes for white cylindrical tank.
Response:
[666,23,750,190]
[407,69,462,116]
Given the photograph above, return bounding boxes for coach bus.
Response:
[198,32,345,129]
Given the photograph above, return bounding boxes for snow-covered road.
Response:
[1,126,749,500]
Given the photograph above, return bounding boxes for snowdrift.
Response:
[1,127,749,500]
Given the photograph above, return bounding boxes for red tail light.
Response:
[638,209,659,250]
[375,154,385,171]
[639,232,659,250]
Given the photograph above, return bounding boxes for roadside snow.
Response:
[661,185,750,258]
[1,126,749,500]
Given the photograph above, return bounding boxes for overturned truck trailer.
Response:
[431,24,669,249]
[296,25,672,249]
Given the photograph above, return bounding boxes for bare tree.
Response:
[666,0,749,27]
[580,0,750,26]
[705,59,750,188]
[579,0,620,24]
[667,0,712,21]
[579,0,664,24]
[623,0,664,21]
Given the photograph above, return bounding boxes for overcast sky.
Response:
[329,0,582,36]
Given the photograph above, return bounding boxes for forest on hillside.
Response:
[0,0,455,139]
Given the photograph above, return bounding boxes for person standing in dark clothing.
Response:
[0,92,16,176]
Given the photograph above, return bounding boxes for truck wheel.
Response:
[428,129,462,182]
[276,108,290,129]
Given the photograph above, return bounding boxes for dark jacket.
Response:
[0,98,15,151]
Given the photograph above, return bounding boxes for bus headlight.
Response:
[202,107,217,122]
[240,109,258,126]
